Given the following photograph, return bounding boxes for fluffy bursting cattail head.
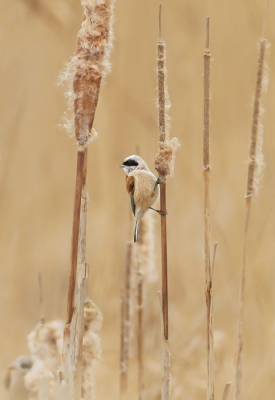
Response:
[60,0,115,147]
[81,300,103,400]
[25,320,64,400]
[246,39,269,198]
[154,39,180,180]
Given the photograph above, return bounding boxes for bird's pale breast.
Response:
[131,171,159,212]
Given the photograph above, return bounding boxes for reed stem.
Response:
[67,148,87,324]
[157,6,171,400]
[234,39,267,400]
[203,16,215,400]
[157,6,168,343]
[221,383,231,400]
[137,271,144,400]
[120,242,132,398]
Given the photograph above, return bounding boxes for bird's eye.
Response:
[123,159,138,167]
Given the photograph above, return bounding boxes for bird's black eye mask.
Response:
[123,159,138,167]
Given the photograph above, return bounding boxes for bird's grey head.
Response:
[119,155,149,175]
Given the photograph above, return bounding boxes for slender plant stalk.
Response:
[158,291,171,400]
[63,0,114,397]
[120,242,132,398]
[67,148,87,324]
[63,187,88,400]
[234,38,267,400]
[38,271,45,324]
[75,192,89,398]
[137,271,144,400]
[133,214,154,400]
[157,6,171,400]
[221,383,231,400]
[203,16,215,400]
[157,3,168,344]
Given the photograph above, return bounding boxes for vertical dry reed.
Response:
[157,20,169,344]
[154,5,180,400]
[133,213,155,400]
[156,9,170,400]
[132,212,155,400]
[63,192,89,399]
[203,16,215,400]
[221,383,231,400]
[234,38,268,400]
[62,0,114,398]
[120,241,133,398]
[137,270,144,400]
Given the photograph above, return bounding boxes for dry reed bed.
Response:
[1,2,274,396]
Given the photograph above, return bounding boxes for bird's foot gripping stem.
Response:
[154,177,166,190]
[149,207,168,216]
[156,177,165,185]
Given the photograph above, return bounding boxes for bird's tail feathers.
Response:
[134,213,142,243]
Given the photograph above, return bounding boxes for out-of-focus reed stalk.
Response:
[137,270,144,400]
[63,192,88,399]
[154,5,180,400]
[234,37,268,400]
[221,383,231,400]
[38,271,45,324]
[157,290,170,400]
[203,16,215,400]
[133,213,155,400]
[120,242,133,399]
[62,0,114,398]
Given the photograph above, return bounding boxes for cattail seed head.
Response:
[154,39,180,179]
[59,0,114,146]
[246,39,269,197]
[25,320,64,400]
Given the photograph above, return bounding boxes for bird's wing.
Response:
[125,175,136,216]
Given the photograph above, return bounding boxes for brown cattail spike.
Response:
[154,6,178,400]
[203,16,211,171]
[62,1,114,399]
[234,37,269,400]
[246,39,266,198]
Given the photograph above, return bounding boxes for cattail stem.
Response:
[67,148,87,324]
[63,0,114,397]
[137,271,144,400]
[234,38,267,400]
[158,291,171,400]
[38,272,45,324]
[203,16,215,400]
[120,242,132,398]
[221,383,231,400]
[157,6,171,400]
[63,188,88,399]
[157,8,168,343]
[160,183,168,340]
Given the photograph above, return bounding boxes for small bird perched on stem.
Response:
[120,155,164,242]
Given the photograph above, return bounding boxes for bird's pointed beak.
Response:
[119,164,124,168]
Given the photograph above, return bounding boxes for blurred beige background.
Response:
[1,0,275,399]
